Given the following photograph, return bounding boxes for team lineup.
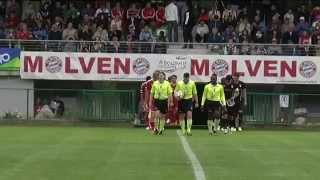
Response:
[140,70,247,135]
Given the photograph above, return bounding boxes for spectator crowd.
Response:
[1,0,320,55]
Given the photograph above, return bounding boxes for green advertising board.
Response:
[0,48,20,71]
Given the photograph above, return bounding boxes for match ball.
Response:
[174,90,183,98]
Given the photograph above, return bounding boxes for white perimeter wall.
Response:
[0,77,34,119]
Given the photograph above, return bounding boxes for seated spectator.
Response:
[155,3,165,28]
[198,8,208,23]
[240,40,251,55]
[311,6,320,25]
[282,26,298,44]
[139,25,153,53]
[223,25,236,42]
[63,37,77,52]
[224,39,238,55]
[48,23,62,51]
[208,6,221,22]
[295,16,310,35]
[39,1,50,21]
[252,30,265,43]
[252,45,267,55]
[92,25,108,41]
[81,3,95,18]
[6,0,20,17]
[195,20,209,43]
[16,23,31,40]
[296,5,309,23]
[267,29,281,43]
[111,2,123,20]
[238,6,249,20]
[95,4,111,27]
[110,15,122,39]
[79,24,92,41]
[22,1,35,21]
[283,9,294,24]
[239,29,251,43]
[32,22,48,40]
[121,35,137,53]
[62,22,78,40]
[155,30,167,54]
[208,12,222,31]
[312,38,320,56]
[107,36,120,53]
[142,2,156,24]
[208,28,224,44]
[267,38,282,55]
[5,12,19,29]
[81,14,93,28]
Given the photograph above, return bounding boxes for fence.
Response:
[1,39,320,56]
[0,88,319,126]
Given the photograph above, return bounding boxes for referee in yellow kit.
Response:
[201,73,226,135]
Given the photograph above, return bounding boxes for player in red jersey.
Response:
[140,76,152,128]
[144,70,160,131]
[166,75,179,125]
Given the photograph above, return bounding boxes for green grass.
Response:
[0,127,319,180]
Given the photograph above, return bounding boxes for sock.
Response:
[154,117,159,131]
[180,120,186,134]
[214,118,220,132]
[160,118,165,131]
[207,120,213,133]
[187,119,192,132]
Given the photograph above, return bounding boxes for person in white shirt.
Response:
[195,20,209,43]
[165,0,179,42]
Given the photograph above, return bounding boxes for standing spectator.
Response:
[5,12,19,29]
[127,3,140,28]
[62,22,78,40]
[296,5,309,23]
[296,16,310,35]
[195,20,209,43]
[0,1,5,21]
[48,23,62,41]
[6,0,20,16]
[183,3,194,48]
[208,10,223,31]
[64,3,80,24]
[50,1,64,20]
[222,4,237,26]
[139,25,153,53]
[142,2,156,25]
[198,8,208,23]
[165,0,179,42]
[311,6,320,24]
[155,3,166,28]
[95,4,111,28]
[281,18,295,35]
[251,15,266,37]
[238,6,249,20]
[39,1,50,22]
[283,9,294,24]
[22,1,35,21]
[82,3,95,18]
[111,2,123,20]
[298,30,311,56]
[208,6,221,22]
[110,15,122,40]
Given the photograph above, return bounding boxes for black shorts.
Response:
[227,102,242,116]
[205,100,221,113]
[179,99,193,113]
[154,99,168,114]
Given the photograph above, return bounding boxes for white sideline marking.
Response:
[176,130,206,180]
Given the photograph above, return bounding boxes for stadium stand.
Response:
[0,0,320,55]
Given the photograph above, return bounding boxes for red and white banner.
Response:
[20,51,189,81]
[20,51,320,84]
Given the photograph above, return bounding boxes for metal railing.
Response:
[0,88,319,126]
[1,39,320,56]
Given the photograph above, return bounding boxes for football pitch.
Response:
[0,126,319,180]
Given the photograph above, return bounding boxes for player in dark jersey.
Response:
[221,75,233,134]
[231,73,247,131]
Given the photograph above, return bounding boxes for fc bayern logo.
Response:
[211,59,229,77]
[45,56,62,73]
[133,58,150,75]
[299,61,317,78]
